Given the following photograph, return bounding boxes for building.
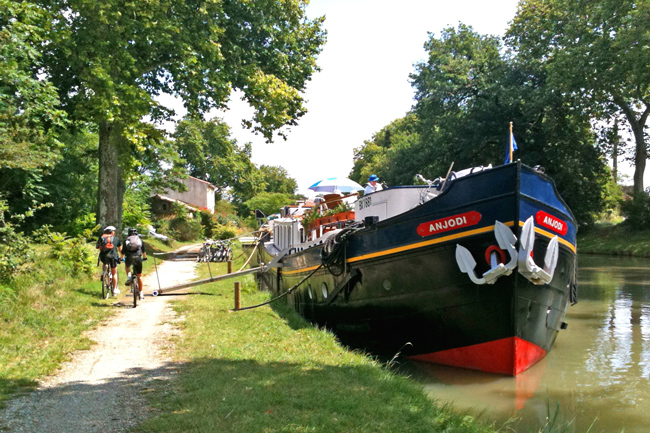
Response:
[151,176,217,218]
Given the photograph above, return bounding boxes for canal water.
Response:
[402,255,650,432]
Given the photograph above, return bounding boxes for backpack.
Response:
[125,234,142,252]
[99,234,114,252]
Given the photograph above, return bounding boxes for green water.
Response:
[403,255,650,432]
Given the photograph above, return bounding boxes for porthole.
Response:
[354,281,362,292]
[307,284,313,300]
[383,279,392,291]
[322,282,329,299]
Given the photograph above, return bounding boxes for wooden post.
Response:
[234,281,241,310]
[227,260,233,274]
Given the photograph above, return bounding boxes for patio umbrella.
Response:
[307,177,364,193]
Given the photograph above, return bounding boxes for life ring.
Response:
[485,245,507,265]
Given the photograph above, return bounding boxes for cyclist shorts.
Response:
[100,255,119,269]
[125,255,143,274]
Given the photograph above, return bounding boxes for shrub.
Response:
[0,199,33,283]
[49,227,97,275]
[168,217,203,241]
[212,222,238,240]
[620,192,650,229]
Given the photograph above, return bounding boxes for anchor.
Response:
[517,216,559,285]
[455,221,518,285]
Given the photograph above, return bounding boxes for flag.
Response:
[504,131,518,164]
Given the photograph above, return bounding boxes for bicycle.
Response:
[131,270,139,308]
[100,262,114,299]
[130,257,147,308]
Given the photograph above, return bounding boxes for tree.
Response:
[173,117,264,212]
[0,1,67,222]
[36,0,326,230]
[242,192,294,219]
[258,165,298,195]
[0,1,65,172]
[508,0,650,192]
[394,24,609,225]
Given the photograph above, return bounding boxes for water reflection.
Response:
[400,255,650,432]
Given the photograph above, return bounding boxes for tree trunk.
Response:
[97,121,121,230]
[632,121,647,193]
[615,97,649,193]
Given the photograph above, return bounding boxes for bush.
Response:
[49,227,97,276]
[620,192,650,229]
[199,209,219,239]
[212,223,239,240]
[0,199,33,283]
[168,217,203,241]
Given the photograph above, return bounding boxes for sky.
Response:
[160,0,640,195]
[211,0,524,196]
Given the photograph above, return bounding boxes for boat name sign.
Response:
[417,211,482,237]
[358,195,372,210]
[535,211,567,235]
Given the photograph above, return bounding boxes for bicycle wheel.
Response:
[102,268,111,299]
[132,277,138,308]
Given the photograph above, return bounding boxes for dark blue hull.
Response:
[257,163,577,375]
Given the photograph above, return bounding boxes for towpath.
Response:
[0,253,198,433]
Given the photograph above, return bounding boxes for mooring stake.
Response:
[234,281,241,310]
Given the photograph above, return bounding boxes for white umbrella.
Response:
[307,177,364,193]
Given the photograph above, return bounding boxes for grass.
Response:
[578,222,650,257]
[0,238,183,408]
[136,248,503,433]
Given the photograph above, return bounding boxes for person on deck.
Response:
[364,174,383,195]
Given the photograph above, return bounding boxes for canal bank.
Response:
[136,258,504,433]
[578,223,650,257]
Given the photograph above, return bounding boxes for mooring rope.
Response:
[236,240,259,273]
[232,264,324,311]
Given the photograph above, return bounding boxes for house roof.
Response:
[188,176,217,190]
[152,194,199,211]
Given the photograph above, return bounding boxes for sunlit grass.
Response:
[0,240,178,407]
[137,246,505,433]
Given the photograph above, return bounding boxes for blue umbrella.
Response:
[308,177,364,193]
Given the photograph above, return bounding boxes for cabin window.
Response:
[307,285,313,300]
[321,282,328,299]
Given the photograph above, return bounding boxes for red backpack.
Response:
[99,234,114,252]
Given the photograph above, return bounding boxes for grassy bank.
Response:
[578,223,650,257]
[0,238,183,407]
[136,253,504,433]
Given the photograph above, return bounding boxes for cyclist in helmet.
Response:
[96,225,122,295]
[121,227,147,300]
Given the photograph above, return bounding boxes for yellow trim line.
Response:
[282,220,576,275]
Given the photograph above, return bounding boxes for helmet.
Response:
[128,227,138,236]
[104,225,116,233]
[368,174,379,182]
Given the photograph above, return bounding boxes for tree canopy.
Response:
[32,0,326,230]
[352,24,610,225]
[508,0,650,192]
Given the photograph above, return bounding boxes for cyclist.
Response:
[121,227,147,300]
[96,225,122,295]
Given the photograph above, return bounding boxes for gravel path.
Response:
[0,258,197,433]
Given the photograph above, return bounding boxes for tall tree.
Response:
[404,24,608,225]
[508,0,650,192]
[258,165,298,195]
[36,0,326,229]
[0,1,66,218]
[173,117,263,209]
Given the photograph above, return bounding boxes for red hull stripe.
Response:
[408,337,547,376]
